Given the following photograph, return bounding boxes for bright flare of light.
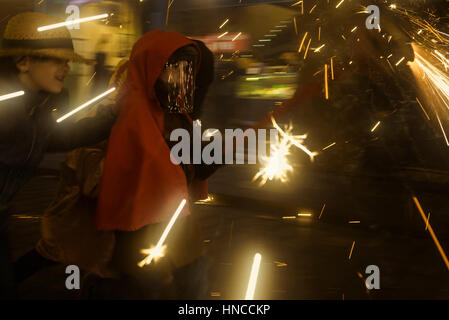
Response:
[271,116,317,161]
[0,90,24,102]
[245,253,262,300]
[137,199,187,267]
[253,117,316,186]
[56,87,116,123]
[38,14,109,31]
[194,194,214,205]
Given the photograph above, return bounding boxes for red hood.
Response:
[96,30,204,231]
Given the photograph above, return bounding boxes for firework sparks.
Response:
[56,87,116,123]
[38,14,108,31]
[218,31,228,39]
[348,241,356,260]
[298,32,308,53]
[335,0,345,9]
[0,90,24,102]
[304,38,312,59]
[322,142,336,151]
[219,19,229,29]
[415,97,430,120]
[412,197,449,271]
[245,253,262,300]
[138,199,187,267]
[324,64,329,100]
[370,121,381,132]
[318,204,326,219]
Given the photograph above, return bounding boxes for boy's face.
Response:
[16,56,70,94]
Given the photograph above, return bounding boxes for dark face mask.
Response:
[155,46,198,113]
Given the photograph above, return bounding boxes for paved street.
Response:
[8,151,449,299]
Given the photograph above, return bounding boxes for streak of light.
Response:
[219,19,229,29]
[349,221,361,224]
[415,97,430,120]
[56,87,116,123]
[282,216,297,219]
[370,121,381,132]
[297,213,312,217]
[387,54,393,58]
[335,0,345,8]
[425,212,430,231]
[274,261,287,267]
[38,13,108,31]
[245,253,262,300]
[232,32,242,41]
[412,197,449,270]
[309,4,317,13]
[298,32,308,53]
[351,26,358,32]
[331,57,334,80]
[85,72,96,86]
[314,44,325,53]
[436,113,449,146]
[318,204,326,219]
[303,38,312,60]
[294,17,298,35]
[194,194,214,204]
[0,90,24,102]
[322,142,336,150]
[324,64,329,100]
[348,241,355,260]
[138,199,187,267]
[318,26,321,41]
[395,57,405,66]
[218,31,228,39]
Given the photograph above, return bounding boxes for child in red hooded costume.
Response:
[95,31,217,299]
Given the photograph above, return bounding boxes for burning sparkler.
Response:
[0,90,24,102]
[245,253,262,300]
[56,87,116,123]
[138,199,187,267]
[253,117,316,186]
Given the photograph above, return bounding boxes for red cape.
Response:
[96,30,207,231]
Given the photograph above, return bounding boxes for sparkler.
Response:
[245,253,262,300]
[56,87,116,123]
[0,90,24,102]
[412,197,449,271]
[38,14,109,31]
[138,199,187,267]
